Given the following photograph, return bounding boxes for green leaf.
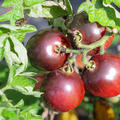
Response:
[11,76,43,97]
[12,76,35,88]
[14,86,43,97]
[0,24,36,42]
[20,109,43,120]
[0,24,37,33]
[0,30,3,35]
[53,17,67,31]
[24,0,46,7]
[104,0,120,7]
[28,2,67,18]
[13,25,37,33]
[12,33,26,42]
[0,116,4,120]
[0,34,8,48]
[2,108,19,120]
[19,72,37,77]
[15,99,24,108]
[10,52,21,64]
[0,48,4,61]
[8,65,16,85]
[4,40,16,84]
[0,101,10,108]
[10,35,28,72]
[16,65,27,75]
[0,34,8,61]
[65,0,73,16]
[0,0,24,25]
[4,40,13,68]
[77,0,120,30]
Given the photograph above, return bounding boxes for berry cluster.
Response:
[26,18,120,112]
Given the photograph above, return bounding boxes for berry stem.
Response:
[65,48,83,54]
[100,45,105,54]
[78,36,110,49]
[59,34,111,68]
[68,54,76,64]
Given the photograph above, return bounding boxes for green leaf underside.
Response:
[41,5,67,18]
[4,40,13,68]
[0,24,37,33]
[0,34,8,61]
[1,108,43,120]
[12,33,26,42]
[24,0,46,7]
[11,75,43,97]
[104,0,120,7]
[4,35,28,77]
[77,0,120,30]
[10,35,28,71]
[20,109,43,120]
[29,4,67,18]
[0,24,36,42]
[12,76,35,88]
[19,72,37,77]
[0,0,24,25]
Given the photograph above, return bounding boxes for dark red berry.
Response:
[44,69,85,112]
[82,53,120,97]
[27,29,70,71]
[79,22,106,45]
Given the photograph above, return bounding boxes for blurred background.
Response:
[0,0,120,120]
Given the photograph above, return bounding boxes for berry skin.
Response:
[68,22,108,55]
[79,22,106,45]
[27,29,70,71]
[82,53,120,97]
[44,69,85,112]
[75,54,85,68]
[79,22,107,56]
[104,34,114,50]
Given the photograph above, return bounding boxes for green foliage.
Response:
[24,0,46,7]
[77,0,120,30]
[2,109,19,120]
[0,105,43,120]
[0,34,8,61]
[0,0,24,25]
[28,1,68,18]
[104,0,120,7]
[12,76,35,88]
[65,0,73,16]
[53,17,67,31]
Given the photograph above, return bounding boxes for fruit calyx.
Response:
[67,29,85,48]
[55,45,67,54]
[86,60,96,72]
[61,63,75,74]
